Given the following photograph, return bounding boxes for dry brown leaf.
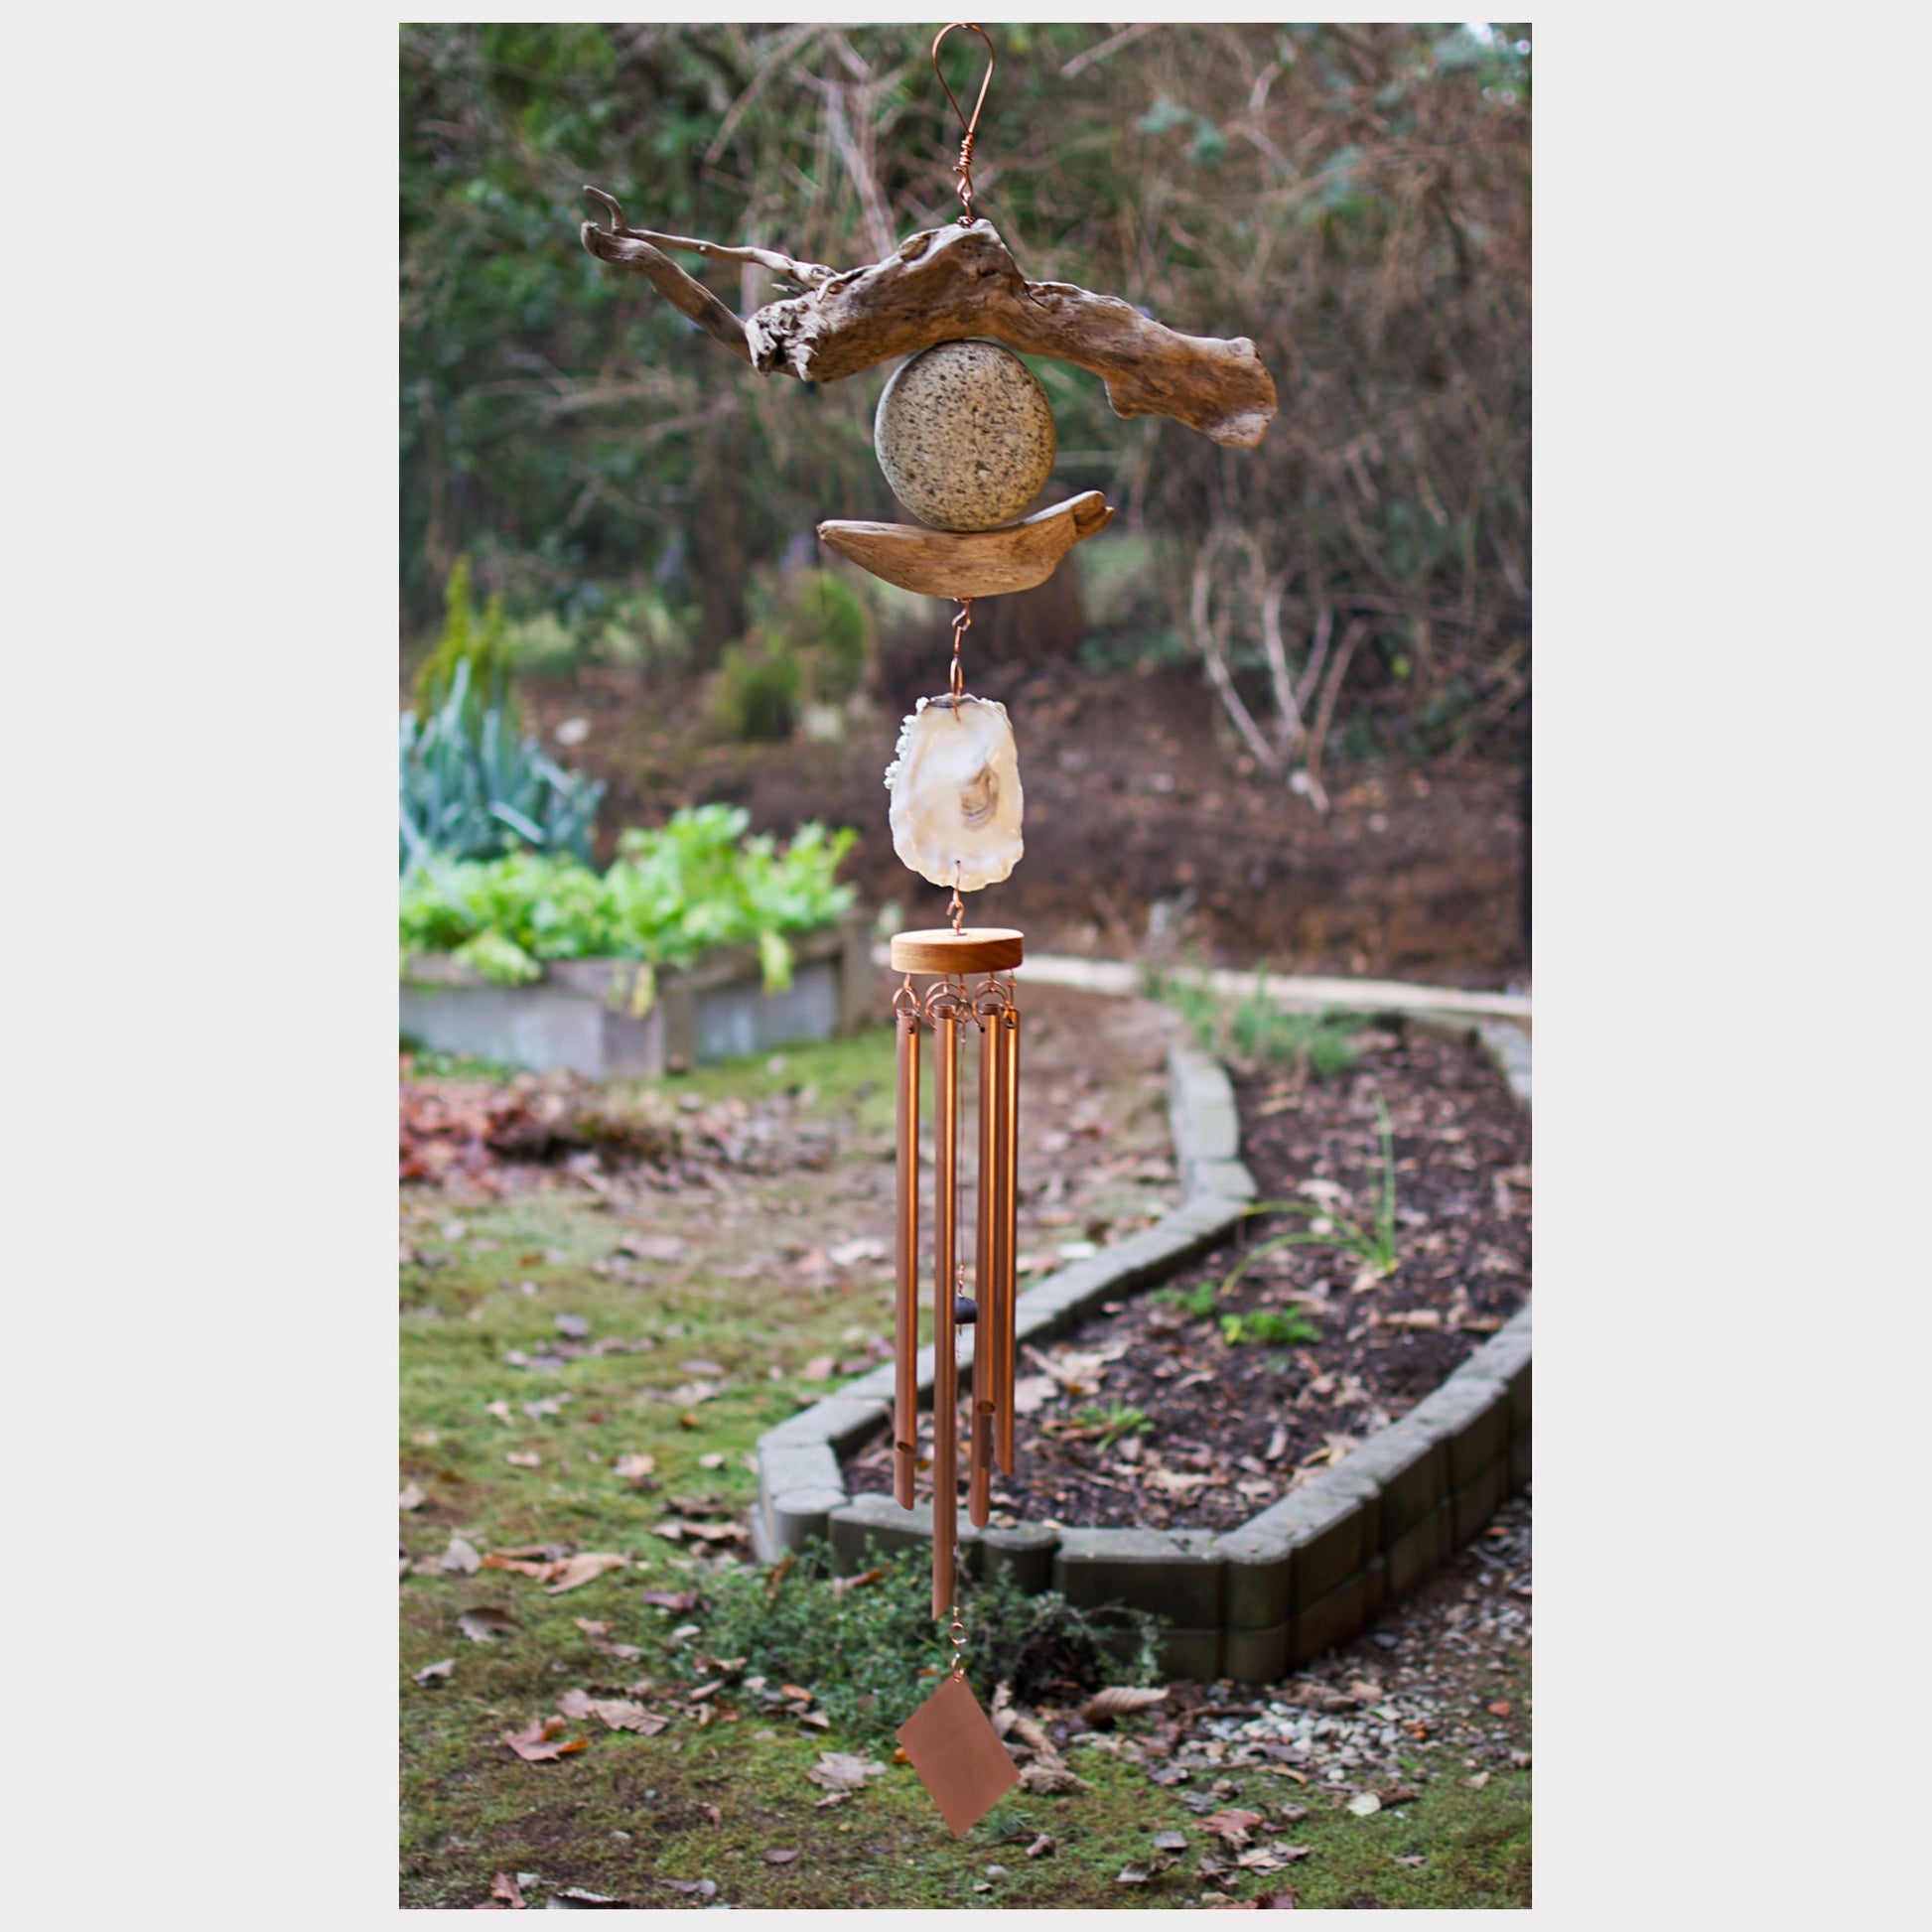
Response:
[1083,1685,1171,1725]
[761,1848,800,1864]
[441,1536,482,1576]
[399,1481,427,1510]
[614,1452,656,1483]
[489,1871,524,1908]
[457,1607,518,1644]
[504,1451,541,1468]
[483,1554,557,1579]
[831,1568,885,1597]
[1203,1808,1265,1847]
[1026,1833,1055,1859]
[503,1716,589,1762]
[559,1688,667,1734]
[1020,1762,1089,1795]
[413,1657,455,1687]
[639,1588,699,1612]
[807,1750,887,1793]
[542,1553,629,1593]
[799,1355,836,1382]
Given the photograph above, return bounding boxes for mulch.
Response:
[845,1018,1530,1533]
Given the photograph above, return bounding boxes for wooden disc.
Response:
[890,927,1025,975]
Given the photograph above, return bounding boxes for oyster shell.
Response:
[884,695,1025,890]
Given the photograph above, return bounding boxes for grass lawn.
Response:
[400,1017,1531,1908]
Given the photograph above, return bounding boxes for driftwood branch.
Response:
[581,187,836,287]
[578,190,1277,448]
[580,226,751,363]
[818,491,1114,599]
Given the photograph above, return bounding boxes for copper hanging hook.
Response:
[931,23,995,223]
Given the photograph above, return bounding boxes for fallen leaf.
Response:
[699,1452,726,1469]
[489,1871,524,1907]
[550,1887,624,1907]
[505,1451,541,1468]
[761,1848,800,1864]
[1152,1830,1189,1852]
[1020,1762,1089,1795]
[808,1750,887,1794]
[1379,1784,1421,1807]
[799,1356,836,1382]
[1009,1374,1058,1415]
[1084,1685,1170,1725]
[639,1588,700,1612]
[458,1607,518,1644]
[413,1658,455,1686]
[828,1237,885,1267]
[1395,1854,1428,1866]
[831,1567,885,1597]
[659,1879,717,1899]
[1116,1863,1152,1885]
[502,1716,589,1762]
[542,1553,629,1593]
[558,1689,667,1734]
[1264,1890,1299,1908]
[1026,1834,1056,1859]
[620,1233,688,1263]
[1462,1771,1490,1790]
[1487,1701,1512,1718]
[1346,1792,1382,1817]
[441,1536,482,1576]
[1203,1809,1265,1847]
[554,1313,591,1338]
[399,1481,427,1510]
[680,1358,725,1376]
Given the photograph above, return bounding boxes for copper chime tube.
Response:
[894,1008,921,1509]
[931,1000,960,1619]
[969,1002,999,1529]
[996,1005,1021,1472]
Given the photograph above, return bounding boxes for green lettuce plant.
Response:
[399,803,857,990]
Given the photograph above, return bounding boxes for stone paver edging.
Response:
[754,1011,1532,1682]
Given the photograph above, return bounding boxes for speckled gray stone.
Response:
[874,341,1056,532]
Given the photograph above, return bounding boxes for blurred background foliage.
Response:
[400,21,1528,775]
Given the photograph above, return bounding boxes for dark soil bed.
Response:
[844,1018,1530,1534]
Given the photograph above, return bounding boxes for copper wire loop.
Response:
[931,24,994,223]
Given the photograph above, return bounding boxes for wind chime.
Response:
[581,22,1275,1834]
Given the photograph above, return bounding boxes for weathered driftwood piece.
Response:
[579,191,1276,448]
[582,188,836,289]
[580,203,751,364]
[818,491,1114,599]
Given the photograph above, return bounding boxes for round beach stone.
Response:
[874,341,1056,533]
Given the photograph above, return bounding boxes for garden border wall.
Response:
[753,1006,1531,1682]
[399,913,872,1080]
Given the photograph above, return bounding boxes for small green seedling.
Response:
[1073,1403,1154,1446]
[1153,1280,1220,1319]
[1220,1308,1321,1347]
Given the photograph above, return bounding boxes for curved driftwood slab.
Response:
[818,491,1114,598]
[580,191,1276,448]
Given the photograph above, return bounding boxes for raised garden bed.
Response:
[399,913,872,1080]
[754,1009,1531,1684]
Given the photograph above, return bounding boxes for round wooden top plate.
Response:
[890,926,1025,974]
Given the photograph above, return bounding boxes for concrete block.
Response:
[757,1397,890,1459]
[1169,1046,1240,1165]
[1190,1157,1257,1202]
[1335,1417,1447,1544]
[769,1486,846,1555]
[1449,1459,1509,1549]
[1289,1572,1369,1667]
[1386,1504,1449,1599]
[980,1524,1059,1595]
[757,1443,842,1520]
[1215,1532,1294,1630]
[1401,1374,1508,1493]
[1052,1528,1225,1628]
[1362,1553,1388,1618]
[1156,1625,1226,1683]
[832,1364,897,1405]
[1224,1619,1290,1686]
[1161,1195,1249,1241]
[1510,1432,1532,1494]
[1244,1481,1376,1614]
[827,1494,980,1577]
